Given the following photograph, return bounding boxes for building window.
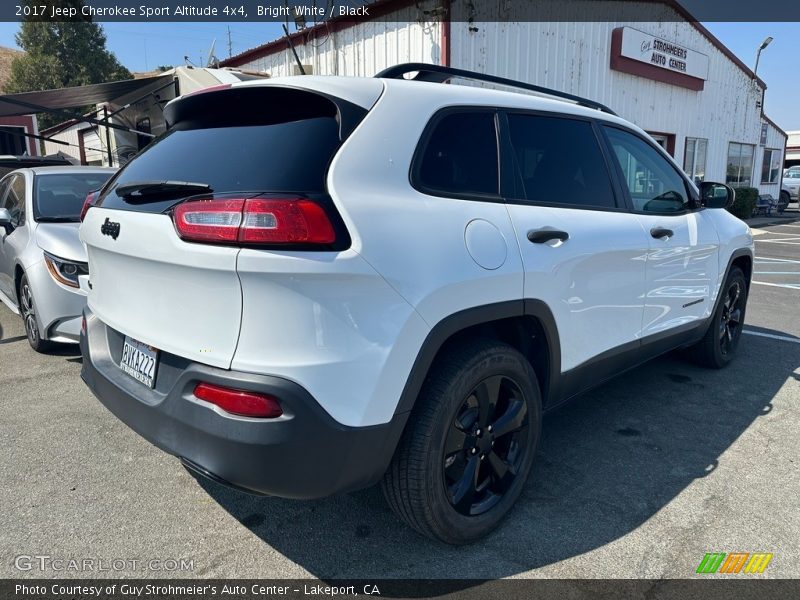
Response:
[761,148,782,184]
[726,142,755,188]
[683,138,708,184]
[0,126,27,155]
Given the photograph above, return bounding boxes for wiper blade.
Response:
[115,180,212,199]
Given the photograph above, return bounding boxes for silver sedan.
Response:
[0,166,115,352]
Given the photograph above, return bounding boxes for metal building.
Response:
[220,0,787,196]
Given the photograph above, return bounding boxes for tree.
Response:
[6,0,132,128]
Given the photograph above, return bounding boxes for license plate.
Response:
[119,336,159,388]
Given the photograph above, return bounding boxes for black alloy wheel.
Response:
[687,266,747,369]
[443,375,530,516]
[719,279,744,357]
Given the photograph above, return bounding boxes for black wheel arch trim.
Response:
[394,300,562,416]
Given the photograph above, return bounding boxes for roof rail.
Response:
[375,63,617,116]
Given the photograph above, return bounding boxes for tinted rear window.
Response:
[35,173,112,221]
[99,88,350,213]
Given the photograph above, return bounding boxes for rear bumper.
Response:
[80,309,407,499]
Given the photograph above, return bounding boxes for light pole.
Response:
[754,36,773,78]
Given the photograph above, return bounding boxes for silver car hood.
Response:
[35,222,87,263]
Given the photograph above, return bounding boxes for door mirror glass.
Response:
[699,182,735,209]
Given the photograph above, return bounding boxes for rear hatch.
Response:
[80,84,371,369]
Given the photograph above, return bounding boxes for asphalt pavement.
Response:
[0,221,798,580]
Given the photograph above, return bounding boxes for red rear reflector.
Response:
[194,383,282,418]
[80,191,98,222]
[173,197,336,246]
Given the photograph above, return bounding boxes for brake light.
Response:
[194,383,282,418]
[173,198,336,246]
[80,191,98,222]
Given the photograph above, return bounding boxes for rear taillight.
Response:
[193,383,283,418]
[173,198,336,246]
[80,191,99,222]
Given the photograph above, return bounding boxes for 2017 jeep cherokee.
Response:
[79,64,753,544]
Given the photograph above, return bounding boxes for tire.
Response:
[687,266,747,369]
[382,338,542,544]
[779,191,790,213]
[18,274,54,353]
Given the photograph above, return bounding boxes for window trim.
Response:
[761,147,782,184]
[598,123,700,216]
[497,109,627,213]
[409,106,504,203]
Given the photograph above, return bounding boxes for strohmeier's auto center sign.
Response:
[618,26,709,81]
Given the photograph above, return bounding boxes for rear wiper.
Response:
[115,180,212,199]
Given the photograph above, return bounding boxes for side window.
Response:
[415,111,499,197]
[604,127,689,213]
[506,114,617,208]
[3,175,25,226]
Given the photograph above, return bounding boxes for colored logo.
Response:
[696,552,773,574]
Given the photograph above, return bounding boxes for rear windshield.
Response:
[35,172,112,221]
[99,88,350,213]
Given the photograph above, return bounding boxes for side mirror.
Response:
[699,182,735,209]
[0,208,13,234]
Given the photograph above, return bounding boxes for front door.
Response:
[601,125,720,337]
[0,174,27,299]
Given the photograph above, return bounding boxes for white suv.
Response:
[79,64,753,544]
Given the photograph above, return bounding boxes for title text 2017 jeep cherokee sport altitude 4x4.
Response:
[80,64,753,544]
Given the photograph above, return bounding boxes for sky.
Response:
[0,20,797,130]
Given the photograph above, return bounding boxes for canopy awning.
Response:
[0,75,173,118]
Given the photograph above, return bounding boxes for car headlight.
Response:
[43,252,89,288]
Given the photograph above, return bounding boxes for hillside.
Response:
[0,46,23,93]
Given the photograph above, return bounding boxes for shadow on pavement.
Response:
[195,327,796,580]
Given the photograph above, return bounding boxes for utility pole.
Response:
[227,26,233,58]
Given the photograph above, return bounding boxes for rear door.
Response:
[500,112,650,375]
[600,125,720,337]
[81,86,361,369]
